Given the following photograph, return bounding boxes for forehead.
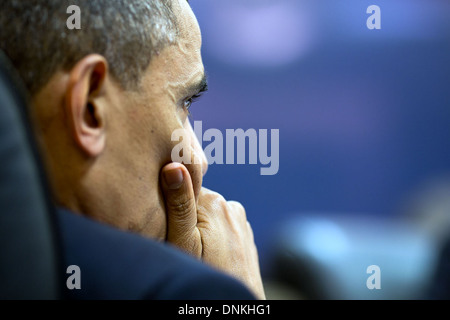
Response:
[173,0,202,43]
[144,0,204,97]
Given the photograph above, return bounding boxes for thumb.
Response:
[161,162,201,256]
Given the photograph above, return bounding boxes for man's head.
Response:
[0,0,208,240]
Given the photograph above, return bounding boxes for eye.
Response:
[183,93,203,116]
[184,98,193,113]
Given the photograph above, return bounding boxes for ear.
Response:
[65,54,108,157]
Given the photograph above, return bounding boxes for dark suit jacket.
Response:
[58,208,256,300]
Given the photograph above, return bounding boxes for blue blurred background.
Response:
[188,0,450,298]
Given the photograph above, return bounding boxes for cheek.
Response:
[129,104,178,163]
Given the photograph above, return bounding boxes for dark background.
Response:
[188,0,450,277]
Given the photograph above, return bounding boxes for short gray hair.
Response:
[0,0,178,95]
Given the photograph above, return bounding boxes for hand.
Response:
[160,162,266,300]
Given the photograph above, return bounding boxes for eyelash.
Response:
[183,93,203,116]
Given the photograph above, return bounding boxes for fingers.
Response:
[163,180,266,300]
[161,162,201,256]
[196,190,266,300]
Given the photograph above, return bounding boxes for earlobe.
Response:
[65,54,108,158]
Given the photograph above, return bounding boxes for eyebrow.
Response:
[185,73,208,97]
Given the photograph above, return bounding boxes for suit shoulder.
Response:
[57,208,255,300]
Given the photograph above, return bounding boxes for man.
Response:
[0,0,265,299]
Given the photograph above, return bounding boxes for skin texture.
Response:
[31,0,265,299]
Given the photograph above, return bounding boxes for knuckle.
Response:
[228,200,245,213]
[216,195,228,209]
[227,201,247,220]
[199,187,220,200]
[199,188,227,207]
[199,187,215,196]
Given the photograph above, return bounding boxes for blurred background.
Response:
[189,0,450,299]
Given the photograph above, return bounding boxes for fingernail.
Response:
[163,168,184,190]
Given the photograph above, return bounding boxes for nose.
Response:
[186,120,208,176]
